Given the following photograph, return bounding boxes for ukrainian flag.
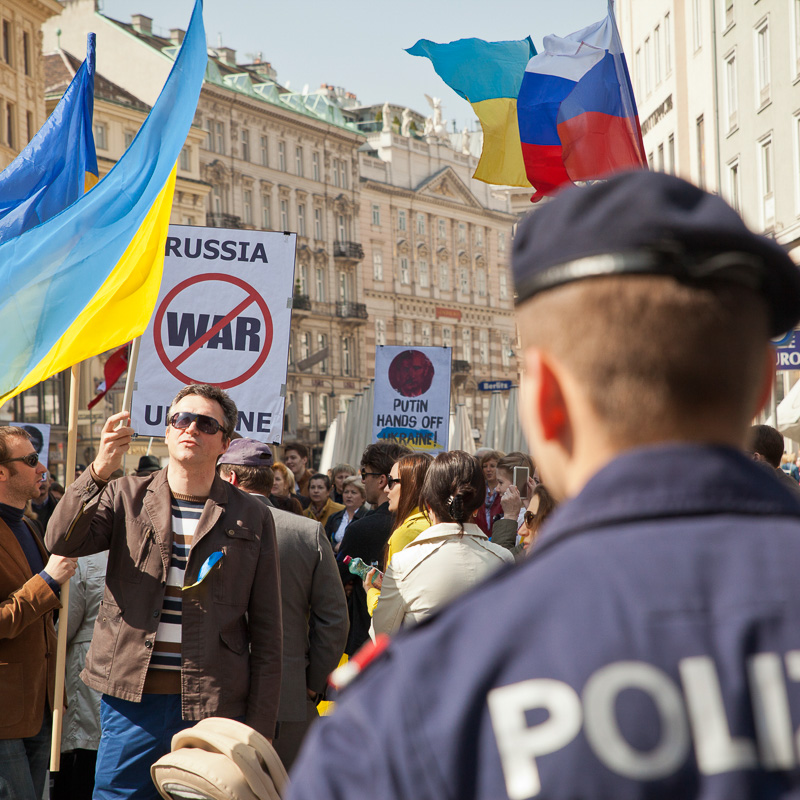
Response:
[0,0,207,406]
[0,34,98,243]
[407,37,536,187]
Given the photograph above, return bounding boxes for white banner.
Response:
[372,346,451,453]
[131,225,296,443]
[11,422,50,469]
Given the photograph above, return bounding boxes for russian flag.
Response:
[517,10,646,201]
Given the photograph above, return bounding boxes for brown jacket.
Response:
[46,468,283,738]
[0,518,60,739]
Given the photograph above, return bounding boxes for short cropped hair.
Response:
[170,384,237,440]
[517,276,770,446]
[284,442,309,461]
[332,463,356,477]
[218,463,274,495]
[496,451,534,476]
[360,442,411,476]
[749,425,784,468]
[0,426,31,464]
[342,475,366,498]
[309,472,331,490]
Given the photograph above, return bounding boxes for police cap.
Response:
[512,170,800,336]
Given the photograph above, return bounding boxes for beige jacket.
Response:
[372,522,513,637]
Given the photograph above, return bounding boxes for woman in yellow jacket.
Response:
[366,453,432,616]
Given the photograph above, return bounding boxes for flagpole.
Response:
[50,362,81,771]
[120,338,140,474]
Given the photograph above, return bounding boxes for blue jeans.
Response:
[93,694,194,800]
[0,710,51,800]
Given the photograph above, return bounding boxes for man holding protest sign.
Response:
[47,383,282,800]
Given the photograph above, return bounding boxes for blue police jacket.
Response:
[287,444,800,799]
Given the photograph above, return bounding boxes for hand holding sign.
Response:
[94,411,135,481]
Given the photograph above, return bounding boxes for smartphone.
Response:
[513,466,530,495]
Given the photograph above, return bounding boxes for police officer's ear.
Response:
[525,349,570,443]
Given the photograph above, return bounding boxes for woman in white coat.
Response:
[371,450,513,637]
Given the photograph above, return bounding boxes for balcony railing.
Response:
[333,241,364,260]
[292,294,312,311]
[452,360,471,374]
[335,301,368,320]
[206,212,242,229]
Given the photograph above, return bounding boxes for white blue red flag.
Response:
[517,7,646,201]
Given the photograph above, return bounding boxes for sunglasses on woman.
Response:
[168,411,224,436]
[386,476,403,489]
[0,452,40,468]
[524,510,537,528]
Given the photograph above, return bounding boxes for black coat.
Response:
[324,505,366,545]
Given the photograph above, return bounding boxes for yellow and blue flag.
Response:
[0,0,207,406]
[407,37,536,187]
[0,34,98,242]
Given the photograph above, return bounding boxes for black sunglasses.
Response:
[524,510,537,528]
[1,452,39,468]
[169,411,224,436]
[360,470,383,480]
[386,476,403,489]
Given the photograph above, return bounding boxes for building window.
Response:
[459,267,469,294]
[476,267,487,297]
[760,135,775,228]
[298,265,308,297]
[654,25,662,86]
[794,0,800,77]
[373,251,383,281]
[205,119,214,152]
[479,329,489,365]
[376,319,386,346]
[314,208,322,239]
[337,214,347,241]
[216,122,224,154]
[696,115,706,189]
[338,270,350,302]
[278,141,286,171]
[301,392,312,426]
[416,213,425,235]
[475,227,484,247]
[400,257,410,285]
[439,262,450,290]
[243,190,252,225]
[372,204,381,226]
[26,111,32,144]
[756,19,770,107]
[300,331,311,361]
[402,320,413,346]
[241,129,250,162]
[332,158,340,187]
[295,146,303,176]
[438,219,446,239]
[461,327,472,361]
[312,151,320,181]
[93,123,107,151]
[422,323,432,347]
[498,232,506,254]
[418,259,429,288]
[212,185,222,214]
[725,51,738,132]
[648,151,655,171]
[442,326,453,348]
[664,13,672,74]
[342,337,352,376]
[693,0,702,51]
[398,209,407,231]
[725,0,734,29]
[23,31,30,76]
[635,49,642,98]
[656,143,664,172]
[644,36,652,95]
[297,203,306,237]
[262,194,271,229]
[317,333,328,373]
[728,159,740,213]
[315,267,325,302]
[319,394,329,428]
[339,160,348,188]
[501,334,511,368]
[280,199,288,230]
[458,223,466,243]
[260,135,268,166]
[668,134,675,174]
[3,21,11,66]
[499,271,508,300]
[180,146,190,171]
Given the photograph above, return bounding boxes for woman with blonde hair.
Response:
[269,461,304,515]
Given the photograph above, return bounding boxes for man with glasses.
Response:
[47,384,282,800]
[0,426,77,800]
[336,443,409,655]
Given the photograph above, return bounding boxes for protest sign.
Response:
[131,225,295,442]
[373,346,451,453]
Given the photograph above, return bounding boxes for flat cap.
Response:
[217,438,273,468]
[512,170,800,336]
[135,455,161,475]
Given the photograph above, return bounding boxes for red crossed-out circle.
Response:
[154,273,273,389]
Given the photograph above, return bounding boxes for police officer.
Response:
[286,171,800,799]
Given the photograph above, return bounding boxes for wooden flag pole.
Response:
[50,362,81,771]
[119,338,140,474]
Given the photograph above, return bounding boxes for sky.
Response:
[98,0,609,131]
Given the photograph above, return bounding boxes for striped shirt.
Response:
[150,496,204,672]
